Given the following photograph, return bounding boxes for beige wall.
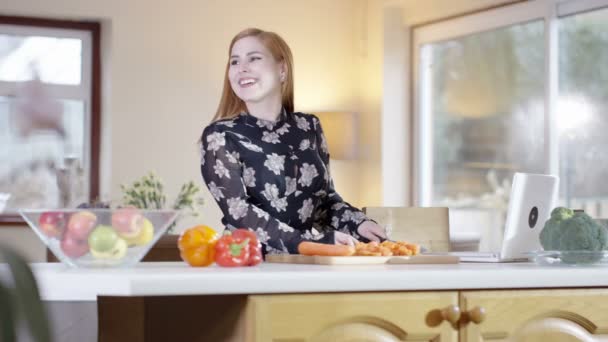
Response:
[0,0,366,261]
[0,228,47,261]
[357,0,385,207]
[0,0,519,261]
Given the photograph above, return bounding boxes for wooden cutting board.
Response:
[265,254,459,265]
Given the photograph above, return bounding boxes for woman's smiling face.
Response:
[228,36,285,106]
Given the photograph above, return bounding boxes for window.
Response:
[418,20,545,205]
[0,16,100,224]
[558,7,608,211]
[413,0,608,250]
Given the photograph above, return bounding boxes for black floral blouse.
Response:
[200,110,372,254]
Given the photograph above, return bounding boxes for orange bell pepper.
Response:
[178,225,219,267]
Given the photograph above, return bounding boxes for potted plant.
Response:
[119,172,204,234]
[0,246,52,342]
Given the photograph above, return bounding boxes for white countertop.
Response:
[4,262,608,301]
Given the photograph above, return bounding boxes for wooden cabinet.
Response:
[246,289,608,342]
[248,292,459,342]
[460,289,608,342]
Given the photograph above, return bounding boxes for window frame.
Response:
[0,15,101,225]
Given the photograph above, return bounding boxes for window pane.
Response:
[0,34,82,85]
[0,96,88,212]
[419,21,545,251]
[559,8,608,216]
[421,20,545,206]
[62,99,86,161]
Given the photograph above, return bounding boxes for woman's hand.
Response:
[334,231,358,246]
[357,221,387,242]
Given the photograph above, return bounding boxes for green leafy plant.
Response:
[0,246,52,342]
[119,172,204,233]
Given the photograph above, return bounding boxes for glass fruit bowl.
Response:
[528,250,608,266]
[20,208,178,268]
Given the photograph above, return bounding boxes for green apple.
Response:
[89,225,128,260]
[90,238,128,260]
[89,225,119,253]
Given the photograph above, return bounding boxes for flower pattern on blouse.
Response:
[200,111,370,254]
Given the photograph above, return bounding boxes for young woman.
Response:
[200,28,386,254]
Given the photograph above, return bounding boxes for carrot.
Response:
[298,241,355,256]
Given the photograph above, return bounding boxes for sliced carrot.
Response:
[298,241,355,256]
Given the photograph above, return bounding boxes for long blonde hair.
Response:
[212,28,294,122]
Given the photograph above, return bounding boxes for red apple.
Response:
[38,212,66,238]
[66,211,97,240]
[111,208,144,239]
[60,234,89,258]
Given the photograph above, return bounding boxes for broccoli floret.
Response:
[539,207,575,251]
[551,207,574,221]
[558,213,608,251]
[539,217,561,250]
[539,208,608,264]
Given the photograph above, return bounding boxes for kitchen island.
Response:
[31,261,608,300]
[11,262,608,341]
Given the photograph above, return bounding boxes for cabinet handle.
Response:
[442,305,462,325]
[426,305,461,327]
[465,306,486,324]
[426,305,460,329]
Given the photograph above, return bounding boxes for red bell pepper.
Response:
[215,229,262,267]
[232,229,263,266]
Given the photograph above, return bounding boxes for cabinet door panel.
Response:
[249,292,458,342]
[461,289,608,342]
